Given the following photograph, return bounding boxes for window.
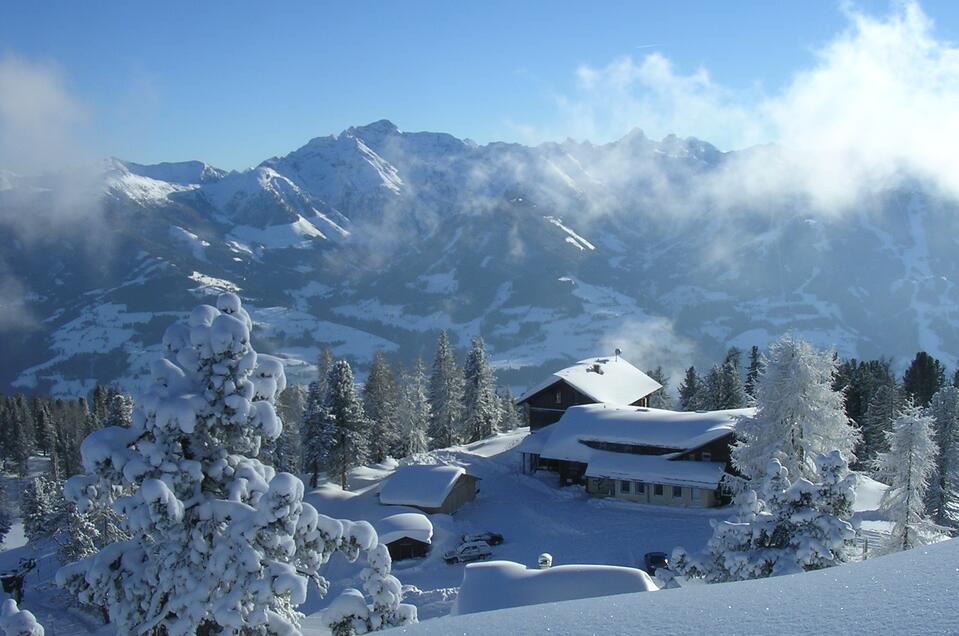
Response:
[555,389,562,404]
[619,480,630,494]
[673,486,683,498]
[701,451,712,462]
[692,488,704,502]
[634,481,645,494]
[654,484,664,496]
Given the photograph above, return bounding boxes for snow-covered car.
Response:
[443,541,493,564]
[462,532,504,546]
[643,552,669,576]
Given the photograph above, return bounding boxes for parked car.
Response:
[462,531,505,546]
[643,551,669,576]
[443,540,493,564]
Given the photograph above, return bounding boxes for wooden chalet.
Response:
[516,356,663,431]
[517,404,755,508]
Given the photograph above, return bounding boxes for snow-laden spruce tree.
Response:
[0,599,44,636]
[363,352,399,464]
[497,388,522,431]
[463,337,498,443]
[859,382,901,470]
[272,385,307,475]
[645,367,673,410]
[744,345,763,398]
[876,402,941,553]
[695,362,745,411]
[428,331,464,449]
[677,366,701,411]
[22,475,63,543]
[396,359,431,458]
[323,360,370,489]
[732,336,859,484]
[927,386,959,529]
[302,380,335,488]
[56,293,415,635]
[673,454,856,583]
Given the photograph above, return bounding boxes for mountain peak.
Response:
[347,119,401,138]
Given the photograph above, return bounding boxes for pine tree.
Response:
[695,362,745,411]
[876,402,941,553]
[903,351,945,407]
[8,400,33,478]
[926,386,959,529]
[428,331,464,449]
[56,293,415,634]
[317,347,334,394]
[22,475,64,543]
[497,388,523,431]
[56,504,99,565]
[325,360,371,490]
[462,337,498,443]
[104,393,133,428]
[274,384,307,475]
[645,367,673,409]
[677,366,701,411]
[732,336,859,484]
[33,402,54,456]
[744,345,763,398]
[302,380,335,488]
[364,351,400,464]
[860,383,901,469]
[396,359,431,458]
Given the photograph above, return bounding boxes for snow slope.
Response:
[384,538,959,636]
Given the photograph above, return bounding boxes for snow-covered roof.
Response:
[538,404,754,463]
[452,560,657,616]
[379,464,468,508]
[584,449,728,488]
[518,356,663,406]
[375,513,434,545]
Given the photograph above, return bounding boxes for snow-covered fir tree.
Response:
[744,345,763,398]
[927,386,959,528]
[876,402,942,553]
[273,384,307,475]
[325,359,371,489]
[677,366,702,411]
[396,358,431,458]
[859,382,901,469]
[645,367,673,409]
[462,337,498,443]
[497,388,523,431]
[732,336,859,484]
[673,454,855,583]
[33,402,55,457]
[696,361,746,411]
[302,380,335,488]
[22,474,63,543]
[364,351,400,464]
[428,331,464,449]
[104,392,133,428]
[56,293,415,635]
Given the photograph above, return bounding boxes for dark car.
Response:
[462,532,505,546]
[643,551,669,576]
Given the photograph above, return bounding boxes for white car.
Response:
[443,540,493,564]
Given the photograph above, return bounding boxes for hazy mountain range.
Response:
[2,119,958,397]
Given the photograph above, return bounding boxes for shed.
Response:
[379,464,479,514]
[516,356,662,430]
[376,513,434,561]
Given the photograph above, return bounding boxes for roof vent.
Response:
[590,363,604,374]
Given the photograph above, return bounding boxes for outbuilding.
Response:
[376,513,434,561]
[379,464,479,514]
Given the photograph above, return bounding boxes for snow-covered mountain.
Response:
[3,120,959,396]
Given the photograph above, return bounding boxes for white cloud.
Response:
[532,1,959,213]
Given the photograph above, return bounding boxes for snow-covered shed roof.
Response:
[584,449,728,488]
[379,464,469,508]
[537,404,754,463]
[452,560,657,616]
[375,513,434,545]
[518,356,663,406]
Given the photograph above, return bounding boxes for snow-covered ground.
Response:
[0,429,895,633]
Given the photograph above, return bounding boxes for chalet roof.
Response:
[517,356,663,406]
[379,464,469,509]
[584,449,728,488]
[376,512,434,545]
[536,404,754,464]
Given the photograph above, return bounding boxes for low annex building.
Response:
[518,404,755,508]
[378,464,479,515]
[515,356,663,431]
[376,513,434,561]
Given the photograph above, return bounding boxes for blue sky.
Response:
[2,1,958,170]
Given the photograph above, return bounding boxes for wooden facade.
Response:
[384,537,430,561]
[412,474,479,515]
[520,379,649,431]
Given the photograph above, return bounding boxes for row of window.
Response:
[617,480,682,498]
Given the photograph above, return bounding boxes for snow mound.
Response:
[452,560,657,616]
[402,539,959,635]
